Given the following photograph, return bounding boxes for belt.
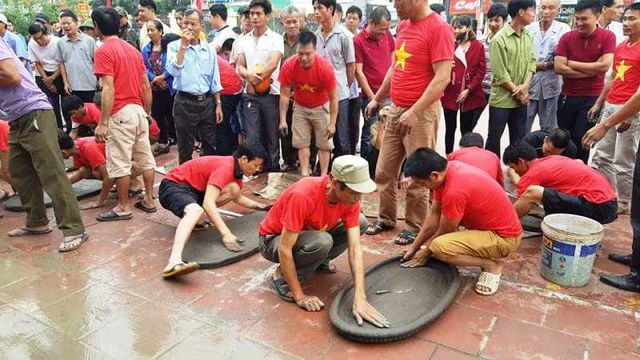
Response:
[177,91,210,102]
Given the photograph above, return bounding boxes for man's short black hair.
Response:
[59,10,78,22]
[91,6,120,36]
[626,2,640,12]
[575,0,602,14]
[61,95,84,113]
[298,31,317,47]
[547,128,572,149]
[459,132,484,148]
[234,141,267,161]
[210,4,228,21]
[183,9,204,24]
[175,6,187,15]
[508,0,536,18]
[139,0,158,13]
[346,5,362,20]
[221,38,235,51]
[602,0,615,7]
[503,143,537,165]
[487,4,509,19]
[405,148,448,179]
[369,6,391,24]
[249,0,273,15]
[28,22,48,36]
[58,129,75,150]
[430,3,446,14]
[313,0,337,16]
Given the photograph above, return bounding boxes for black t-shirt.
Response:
[522,130,577,159]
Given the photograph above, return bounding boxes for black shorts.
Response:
[158,179,205,218]
[542,188,617,224]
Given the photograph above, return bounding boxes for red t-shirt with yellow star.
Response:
[278,54,337,108]
[606,40,640,105]
[390,13,454,108]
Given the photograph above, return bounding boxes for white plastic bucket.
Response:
[540,213,604,287]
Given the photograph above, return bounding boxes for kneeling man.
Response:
[402,148,522,296]
[158,142,271,279]
[259,155,388,327]
[504,144,617,224]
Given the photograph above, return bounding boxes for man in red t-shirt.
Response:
[278,31,338,176]
[61,95,101,138]
[447,133,503,185]
[590,5,640,215]
[259,155,388,326]
[159,142,270,278]
[92,7,157,222]
[364,0,454,246]
[354,6,394,161]
[504,144,617,224]
[554,0,616,163]
[402,148,522,296]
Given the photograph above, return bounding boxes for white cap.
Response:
[331,155,377,194]
[0,14,7,25]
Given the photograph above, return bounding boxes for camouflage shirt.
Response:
[119,24,140,50]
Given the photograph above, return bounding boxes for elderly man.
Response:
[0,36,88,252]
[166,9,223,165]
[525,0,570,133]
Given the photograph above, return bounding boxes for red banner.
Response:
[449,0,491,15]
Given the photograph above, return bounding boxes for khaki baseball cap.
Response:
[331,155,377,194]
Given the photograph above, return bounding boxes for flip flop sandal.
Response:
[97,209,133,222]
[475,272,501,296]
[8,227,53,237]
[315,261,338,274]
[393,230,417,246]
[193,222,212,231]
[162,262,200,279]
[134,200,157,213]
[272,277,295,303]
[366,220,394,235]
[58,232,89,253]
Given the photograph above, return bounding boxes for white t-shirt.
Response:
[236,28,284,95]
[209,25,237,52]
[28,36,61,73]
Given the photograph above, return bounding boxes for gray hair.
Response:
[283,5,303,17]
[183,8,203,24]
[369,6,391,24]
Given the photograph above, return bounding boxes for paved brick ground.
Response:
[1,116,640,359]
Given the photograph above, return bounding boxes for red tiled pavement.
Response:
[1,147,640,359]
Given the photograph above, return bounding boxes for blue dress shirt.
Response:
[166,40,222,96]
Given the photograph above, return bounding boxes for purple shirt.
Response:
[0,38,51,122]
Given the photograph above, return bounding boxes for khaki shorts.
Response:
[106,104,156,178]
[292,103,334,151]
[429,230,521,259]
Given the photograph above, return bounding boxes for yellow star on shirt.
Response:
[615,60,632,82]
[298,83,315,92]
[395,41,413,71]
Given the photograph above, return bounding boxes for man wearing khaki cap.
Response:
[258,155,389,327]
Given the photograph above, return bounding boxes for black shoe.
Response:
[600,273,640,293]
[608,253,631,266]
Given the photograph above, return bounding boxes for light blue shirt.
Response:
[166,41,222,95]
[526,20,570,100]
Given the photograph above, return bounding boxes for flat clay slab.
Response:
[4,179,103,212]
[521,215,543,232]
[182,211,266,269]
[329,255,460,343]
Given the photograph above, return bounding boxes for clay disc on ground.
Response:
[329,255,460,343]
[521,215,543,232]
[4,179,103,212]
[182,211,266,269]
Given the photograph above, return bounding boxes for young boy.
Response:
[158,142,271,279]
